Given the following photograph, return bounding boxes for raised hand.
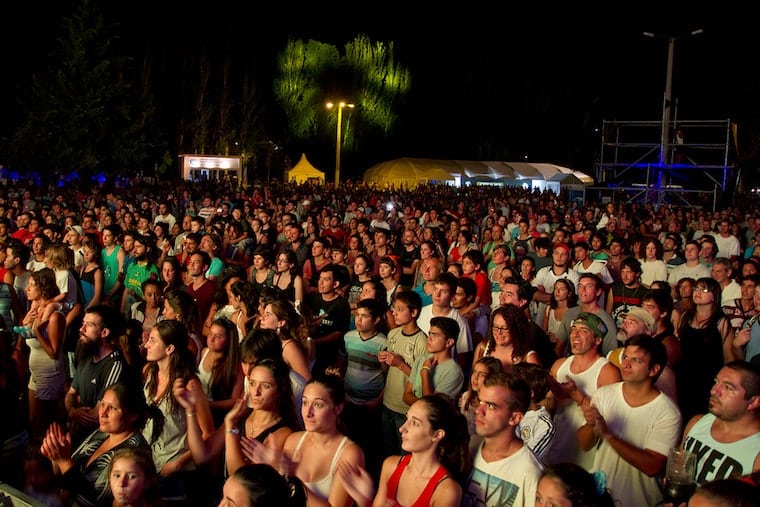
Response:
[172,378,197,411]
[224,397,249,429]
[336,461,376,507]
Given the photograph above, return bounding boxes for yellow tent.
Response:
[286,153,325,184]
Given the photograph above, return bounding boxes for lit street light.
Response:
[327,101,354,185]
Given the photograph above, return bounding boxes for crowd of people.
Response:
[0,176,759,506]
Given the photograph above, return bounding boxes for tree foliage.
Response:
[5,0,162,179]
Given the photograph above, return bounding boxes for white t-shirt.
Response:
[711,232,741,258]
[463,441,543,507]
[591,383,681,507]
[418,305,472,355]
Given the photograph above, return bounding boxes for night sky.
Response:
[2,3,757,180]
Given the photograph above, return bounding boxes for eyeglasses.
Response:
[491,325,510,334]
[695,285,711,293]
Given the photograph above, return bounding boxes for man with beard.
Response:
[64,304,129,446]
[397,228,421,288]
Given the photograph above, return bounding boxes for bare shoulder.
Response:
[550,356,567,377]
[432,475,463,506]
[339,438,365,466]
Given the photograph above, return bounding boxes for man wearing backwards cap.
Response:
[544,311,621,469]
[531,242,579,329]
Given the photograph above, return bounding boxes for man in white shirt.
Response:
[418,272,472,371]
[712,257,742,306]
[463,371,543,507]
[545,312,621,469]
[153,201,177,231]
[681,361,760,484]
[580,335,681,507]
[532,242,580,328]
[711,218,742,262]
[573,241,614,308]
[668,240,711,298]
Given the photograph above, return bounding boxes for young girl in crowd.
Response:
[174,357,297,476]
[338,394,471,507]
[160,256,184,295]
[458,356,502,435]
[347,253,374,311]
[219,464,307,507]
[79,235,104,309]
[162,289,203,365]
[141,320,214,504]
[197,317,244,427]
[536,463,614,507]
[129,279,163,345]
[242,374,364,507]
[543,279,578,357]
[228,279,258,341]
[473,303,541,372]
[257,298,313,418]
[108,447,163,507]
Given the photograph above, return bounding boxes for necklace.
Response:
[247,415,281,437]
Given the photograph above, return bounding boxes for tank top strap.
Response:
[293,431,309,457]
[386,454,411,502]
[328,436,350,474]
[414,465,449,506]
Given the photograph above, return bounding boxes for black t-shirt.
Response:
[305,293,351,376]
[397,245,420,287]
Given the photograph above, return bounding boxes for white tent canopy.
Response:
[363,158,594,190]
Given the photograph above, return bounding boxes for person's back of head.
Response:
[229,463,307,507]
[511,362,552,405]
[691,478,760,507]
[539,463,616,507]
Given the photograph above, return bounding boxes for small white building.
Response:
[179,154,242,183]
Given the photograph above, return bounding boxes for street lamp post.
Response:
[327,101,354,185]
[643,29,703,168]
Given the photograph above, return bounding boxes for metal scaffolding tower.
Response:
[591,118,734,210]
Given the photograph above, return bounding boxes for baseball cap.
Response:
[67,225,84,236]
[571,312,608,338]
[553,242,571,254]
[622,306,657,334]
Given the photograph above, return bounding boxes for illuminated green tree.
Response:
[273,34,411,157]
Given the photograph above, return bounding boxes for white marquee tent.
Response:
[363,158,594,194]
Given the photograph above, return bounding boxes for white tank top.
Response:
[294,433,350,500]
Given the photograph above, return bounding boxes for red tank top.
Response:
[386,454,449,507]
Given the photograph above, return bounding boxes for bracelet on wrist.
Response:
[421,365,431,371]
[186,411,195,416]
[226,428,240,436]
